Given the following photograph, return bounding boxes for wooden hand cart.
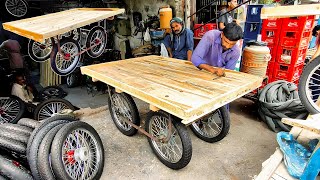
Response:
[81,55,263,169]
[3,8,125,76]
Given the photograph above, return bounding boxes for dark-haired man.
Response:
[218,0,238,30]
[191,22,243,76]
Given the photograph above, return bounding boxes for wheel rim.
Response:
[88,29,106,57]
[0,97,20,124]
[67,75,74,86]
[305,63,320,112]
[61,128,102,179]
[5,0,28,17]
[31,39,52,60]
[148,115,183,163]
[37,101,69,121]
[55,42,80,74]
[191,109,223,138]
[110,93,133,131]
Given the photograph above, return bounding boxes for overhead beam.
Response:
[261,4,320,19]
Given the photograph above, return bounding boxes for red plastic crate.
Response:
[279,30,312,47]
[281,15,315,31]
[276,46,307,65]
[194,23,217,38]
[273,62,304,82]
[262,18,282,29]
[268,45,277,60]
[261,28,281,46]
[266,61,274,78]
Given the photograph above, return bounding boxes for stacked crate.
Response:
[261,15,316,85]
[243,5,264,48]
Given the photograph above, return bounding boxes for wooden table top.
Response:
[81,56,263,124]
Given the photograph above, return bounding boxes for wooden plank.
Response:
[261,4,320,19]
[81,56,262,124]
[273,163,296,180]
[3,8,125,42]
[255,149,283,180]
[282,117,320,135]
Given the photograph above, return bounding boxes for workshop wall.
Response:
[114,0,185,53]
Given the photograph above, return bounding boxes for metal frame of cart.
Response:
[81,56,263,169]
[3,8,125,76]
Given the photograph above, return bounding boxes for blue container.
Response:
[246,5,264,23]
[243,22,262,40]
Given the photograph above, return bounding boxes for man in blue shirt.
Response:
[163,17,194,61]
[191,22,243,76]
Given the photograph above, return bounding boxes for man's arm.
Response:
[163,34,173,58]
[219,22,225,30]
[186,30,194,61]
[218,9,227,30]
[12,85,28,102]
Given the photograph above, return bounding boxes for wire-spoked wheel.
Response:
[0,96,25,124]
[51,121,104,180]
[28,39,53,62]
[145,111,192,169]
[299,55,320,114]
[86,26,107,58]
[107,90,140,136]
[33,98,75,121]
[5,0,28,18]
[51,38,81,76]
[190,106,230,143]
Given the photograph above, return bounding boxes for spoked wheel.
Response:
[0,96,25,124]
[38,86,66,101]
[299,56,320,114]
[190,106,230,143]
[5,0,28,18]
[28,39,53,62]
[107,90,140,136]
[51,38,81,76]
[33,98,75,121]
[145,111,192,169]
[86,26,107,58]
[51,121,104,180]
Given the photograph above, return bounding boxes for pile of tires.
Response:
[0,115,105,180]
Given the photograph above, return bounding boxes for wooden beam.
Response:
[255,149,283,180]
[261,4,320,19]
[282,117,320,135]
[115,88,123,93]
[150,104,160,112]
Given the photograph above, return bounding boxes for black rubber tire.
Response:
[51,121,104,180]
[86,26,107,58]
[17,118,40,129]
[50,38,81,76]
[107,90,140,136]
[26,115,75,159]
[298,55,320,114]
[0,127,29,144]
[33,98,76,121]
[0,96,25,124]
[145,111,192,170]
[28,120,69,180]
[1,124,33,136]
[4,0,29,18]
[27,39,53,62]
[0,155,32,180]
[0,175,6,180]
[66,72,79,88]
[37,124,66,180]
[0,135,26,154]
[190,106,230,143]
[38,86,67,101]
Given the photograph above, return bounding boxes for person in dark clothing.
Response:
[218,0,238,30]
[311,25,320,61]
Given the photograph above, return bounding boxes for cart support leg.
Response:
[150,104,160,112]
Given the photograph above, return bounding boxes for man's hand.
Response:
[213,67,226,77]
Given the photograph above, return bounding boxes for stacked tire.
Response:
[0,115,105,180]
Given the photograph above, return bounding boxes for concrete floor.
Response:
[64,86,278,180]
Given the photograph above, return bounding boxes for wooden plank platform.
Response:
[261,4,320,19]
[3,8,125,42]
[80,55,262,125]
